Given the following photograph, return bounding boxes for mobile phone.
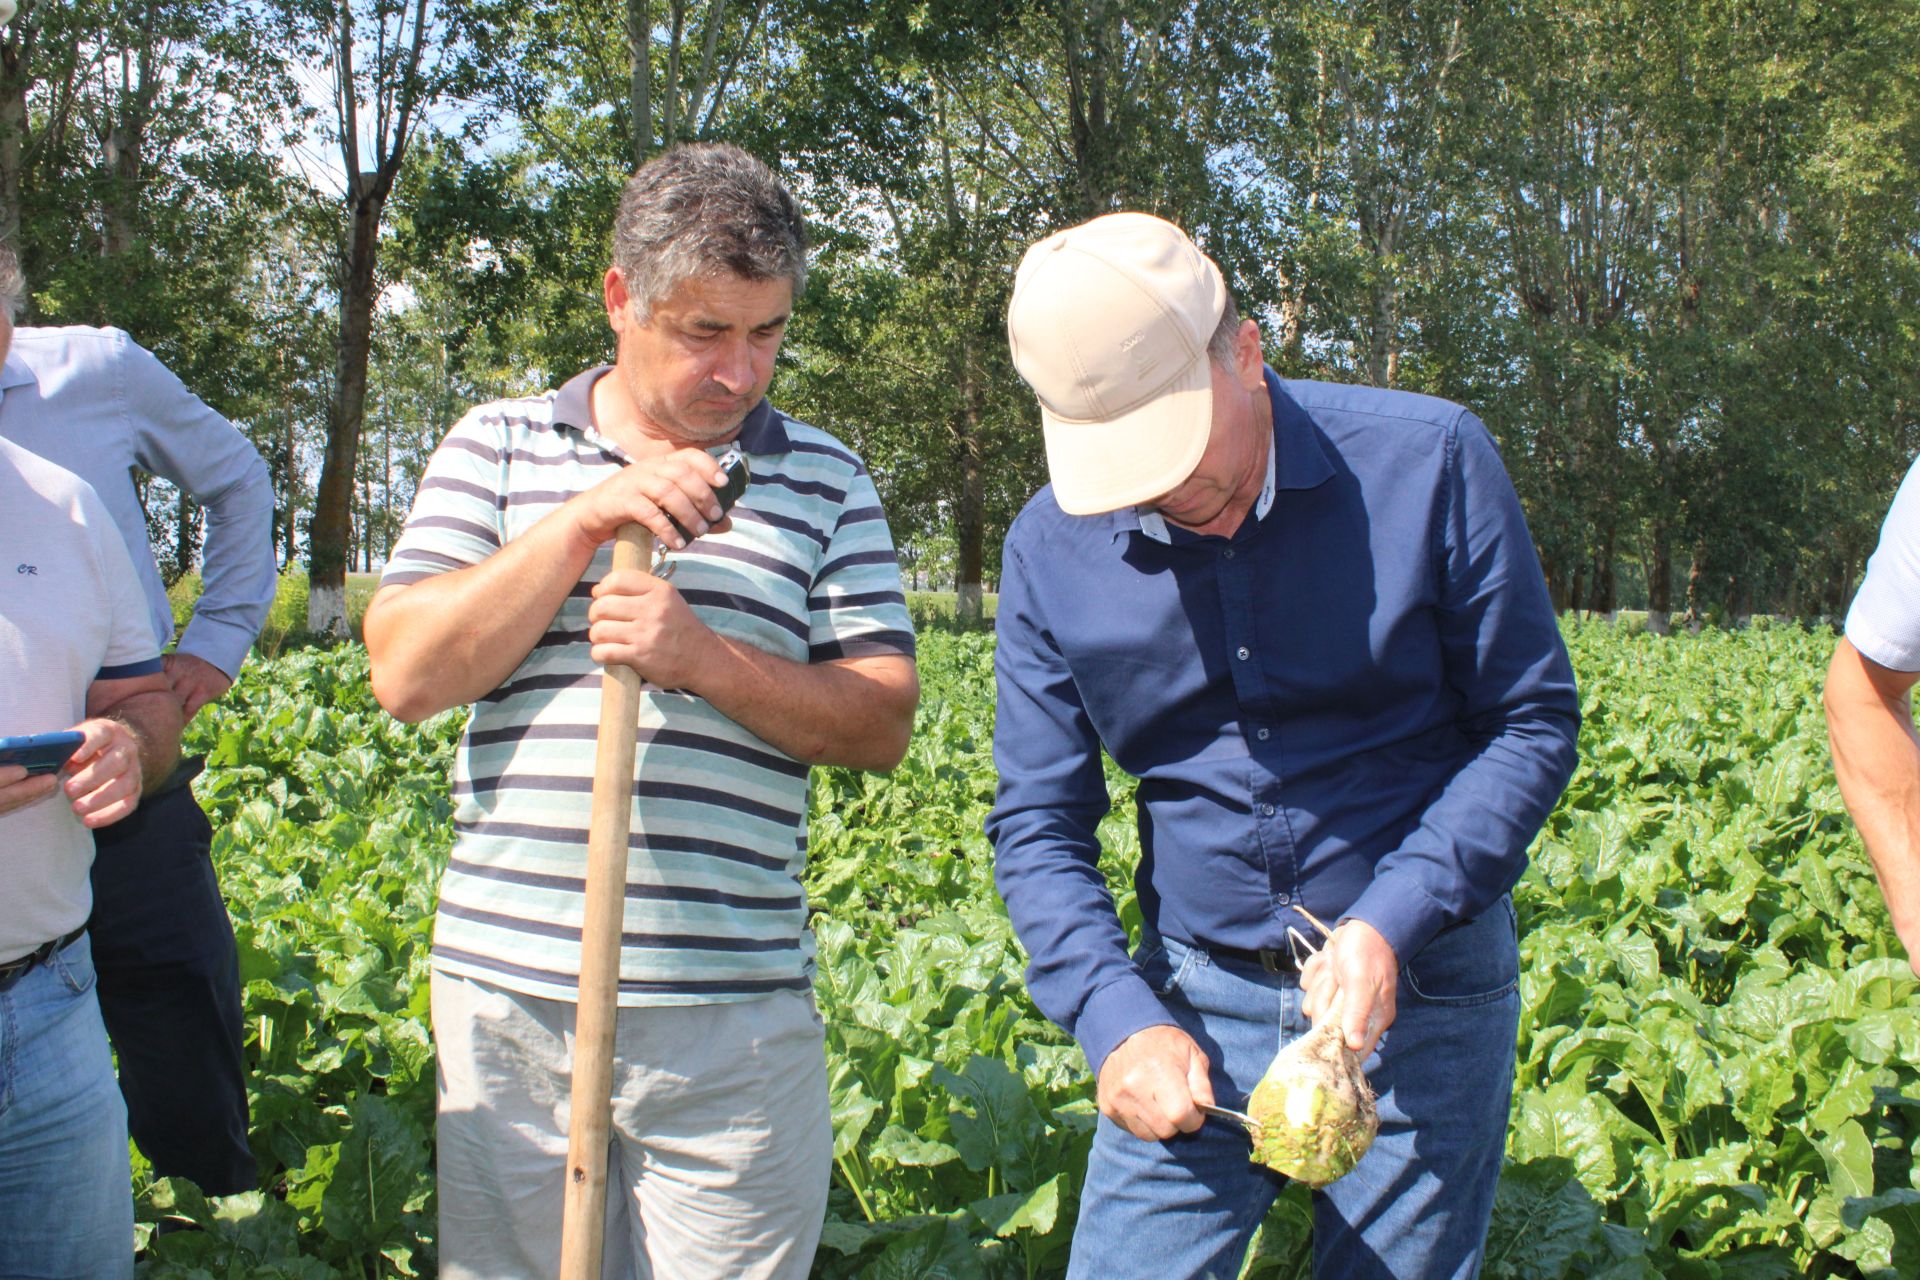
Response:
[665,448,749,543]
[0,730,85,776]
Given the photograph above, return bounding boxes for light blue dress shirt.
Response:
[0,326,276,677]
[1848,455,1920,673]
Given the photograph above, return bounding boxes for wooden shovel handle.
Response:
[559,522,652,1280]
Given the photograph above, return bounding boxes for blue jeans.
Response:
[0,932,134,1280]
[1068,899,1521,1280]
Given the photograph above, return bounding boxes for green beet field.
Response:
[130,621,1920,1279]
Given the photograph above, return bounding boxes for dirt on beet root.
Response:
[1246,1021,1379,1187]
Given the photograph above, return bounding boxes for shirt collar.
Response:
[1264,367,1335,492]
[1134,429,1276,545]
[550,365,603,435]
[0,349,35,394]
[1116,365,1333,544]
[550,364,790,456]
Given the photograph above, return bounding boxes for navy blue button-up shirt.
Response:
[986,369,1580,1075]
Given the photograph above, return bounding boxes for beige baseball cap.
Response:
[1007,212,1227,515]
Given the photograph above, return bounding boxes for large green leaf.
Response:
[1816,1120,1876,1201]
[871,1124,963,1169]
[1483,1157,1607,1279]
[967,1173,1064,1238]
[1509,1079,1623,1192]
[831,1078,885,1161]
[320,1094,429,1249]
[858,1218,985,1279]
[933,1056,1044,1177]
[1839,1190,1920,1279]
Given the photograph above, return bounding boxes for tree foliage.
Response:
[2,0,1914,617]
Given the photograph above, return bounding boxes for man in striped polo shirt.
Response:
[364,143,919,1280]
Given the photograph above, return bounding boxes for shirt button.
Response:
[1260,803,1276,817]
[1224,548,1236,560]
[1256,727,1271,741]
[1237,646,1250,661]
[1277,893,1292,905]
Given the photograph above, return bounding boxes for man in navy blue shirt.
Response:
[987,213,1579,1278]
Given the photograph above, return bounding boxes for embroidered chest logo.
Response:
[15,563,36,575]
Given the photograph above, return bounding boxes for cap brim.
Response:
[1040,353,1212,516]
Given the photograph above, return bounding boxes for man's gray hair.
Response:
[612,143,807,321]
[0,242,23,322]
[1208,291,1242,366]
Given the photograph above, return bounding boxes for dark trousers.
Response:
[87,774,256,1195]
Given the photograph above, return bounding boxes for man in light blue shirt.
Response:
[1828,456,1920,977]
[0,247,275,1194]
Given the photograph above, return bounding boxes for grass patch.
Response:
[907,590,998,634]
[169,571,380,655]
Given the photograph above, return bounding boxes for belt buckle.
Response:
[1259,949,1285,975]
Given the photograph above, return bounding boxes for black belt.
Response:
[1205,943,1301,975]
[0,926,87,993]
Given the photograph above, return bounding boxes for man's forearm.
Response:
[366,505,600,721]
[1826,639,1920,950]
[691,639,917,772]
[107,690,184,795]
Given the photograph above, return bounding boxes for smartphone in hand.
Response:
[0,730,85,776]
[655,450,751,580]
[664,448,750,543]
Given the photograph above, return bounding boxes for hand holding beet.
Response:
[1245,908,1388,1186]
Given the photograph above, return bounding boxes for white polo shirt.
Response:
[1848,455,1920,673]
[0,436,162,962]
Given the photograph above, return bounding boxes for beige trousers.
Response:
[432,970,831,1280]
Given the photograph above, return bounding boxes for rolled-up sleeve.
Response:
[986,530,1172,1076]
[123,335,276,676]
[1847,456,1920,673]
[1341,412,1581,963]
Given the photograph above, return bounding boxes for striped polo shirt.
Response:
[382,366,915,1006]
